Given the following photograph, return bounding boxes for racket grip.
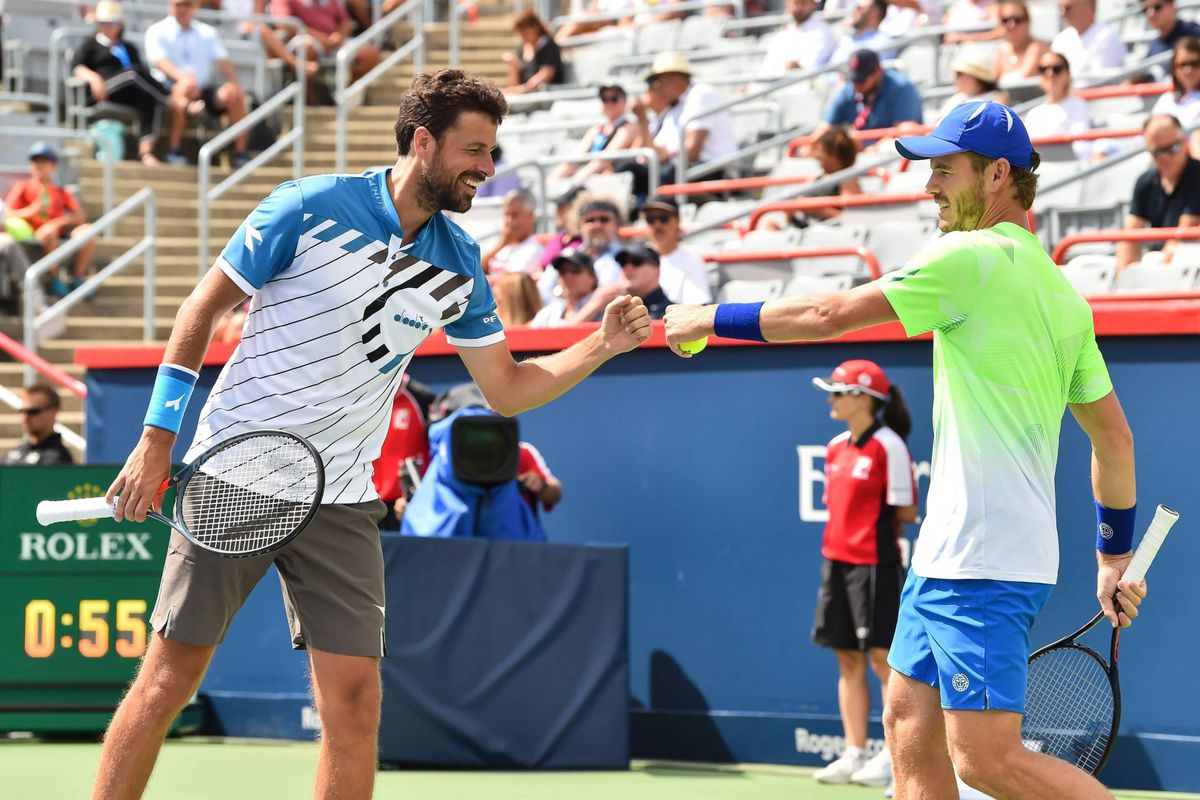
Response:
[36,497,117,526]
[1122,504,1180,585]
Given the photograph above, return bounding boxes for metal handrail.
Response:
[551,0,744,29]
[48,24,96,127]
[450,0,470,68]
[0,383,87,456]
[336,0,425,173]
[3,126,114,217]
[488,146,662,231]
[22,187,156,386]
[198,67,306,276]
[681,49,1177,241]
[672,21,996,184]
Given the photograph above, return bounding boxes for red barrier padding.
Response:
[0,331,87,397]
[1053,227,1200,263]
[705,247,882,280]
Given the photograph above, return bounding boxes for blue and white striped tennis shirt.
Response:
[185,167,504,504]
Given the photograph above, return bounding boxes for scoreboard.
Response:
[0,466,168,733]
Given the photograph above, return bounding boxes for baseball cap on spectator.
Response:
[645,51,693,83]
[551,248,595,274]
[94,0,124,22]
[615,244,661,267]
[641,196,679,217]
[847,49,881,84]
[895,100,1034,169]
[28,142,58,162]
[811,359,891,401]
[598,84,626,99]
[578,198,621,220]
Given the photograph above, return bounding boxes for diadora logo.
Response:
[481,314,498,324]
[393,310,430,332]
[952,673,970,692]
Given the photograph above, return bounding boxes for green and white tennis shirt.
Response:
[879,222,1113,584]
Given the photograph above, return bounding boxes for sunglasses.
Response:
[557,265,586,275]
[582,215,615,225]
[644,214,674,225]
[19,406,48,416]
[600,93,623,103]
[1040,64,1068,75]
[829,389,863,398]
[1175,59,1200,70]
[621,259,654,268]
[1001,14,1028,24]
[1151,141,1185,158]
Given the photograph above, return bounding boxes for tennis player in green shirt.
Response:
[665,101,1145,799]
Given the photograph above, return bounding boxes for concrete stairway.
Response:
[0,12,518,457]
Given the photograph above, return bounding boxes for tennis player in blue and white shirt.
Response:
[97,69,651,799]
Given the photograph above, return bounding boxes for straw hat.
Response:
[951,53,995,84]
[94,0,124,23]
[644,51,693,83]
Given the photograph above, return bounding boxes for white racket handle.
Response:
[1122,504,1180,585]
[37,496,116,525]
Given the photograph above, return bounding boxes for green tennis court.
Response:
[3,738,1196,800]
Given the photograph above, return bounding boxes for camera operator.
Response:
[400,384,560,540]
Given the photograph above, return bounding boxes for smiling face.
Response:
[926,152,992,233]
[414,111,496,214]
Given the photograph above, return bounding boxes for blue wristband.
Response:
[713,302,767,342]
[1095,501,1136,554]
[143,364,198,434]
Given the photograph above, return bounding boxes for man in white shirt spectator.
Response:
[482,188,545,276]
[759,0,837,80]
[830,0,898,65]
[641,196,712,304]
[628,51,738,194]
[145,0,250,166]
[1050,0,1125,77]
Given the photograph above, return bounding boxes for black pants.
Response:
[95,69,169,143]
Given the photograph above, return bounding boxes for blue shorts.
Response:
[887,573,1052,713]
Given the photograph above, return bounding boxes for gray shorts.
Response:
[149,500,388,657]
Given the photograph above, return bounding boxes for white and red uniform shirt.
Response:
[822,423,916,565]
[518,441,557,513]
[372,383,431,503]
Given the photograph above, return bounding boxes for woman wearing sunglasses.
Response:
[553,84,638,183]
[807,359,916,786]
[992,0,1049,80]
[1151,36,1200,156]
[1024,51,1094,161]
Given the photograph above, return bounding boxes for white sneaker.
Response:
[851,748,894,787]
[813,751,867,784]
[956,775,995,800]
[884,777,894,797]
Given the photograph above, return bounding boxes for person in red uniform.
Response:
[809,359,918,787]
[372,374,435,530]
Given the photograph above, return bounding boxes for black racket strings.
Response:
[1024,646,1115,773]
[181,435,320,554]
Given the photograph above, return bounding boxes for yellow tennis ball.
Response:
[679,337,708,355]
[5,217,34,242]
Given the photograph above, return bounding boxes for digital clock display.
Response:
[0,467,169,719]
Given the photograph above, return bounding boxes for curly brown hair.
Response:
[394,69,508,156]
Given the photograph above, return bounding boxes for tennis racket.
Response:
[1021,503,1180,775]
[35,430,324,558]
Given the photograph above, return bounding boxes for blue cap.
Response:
[27,141,58,162]
[895,101,1033,169]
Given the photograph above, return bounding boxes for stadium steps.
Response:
[0,13,516,449]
